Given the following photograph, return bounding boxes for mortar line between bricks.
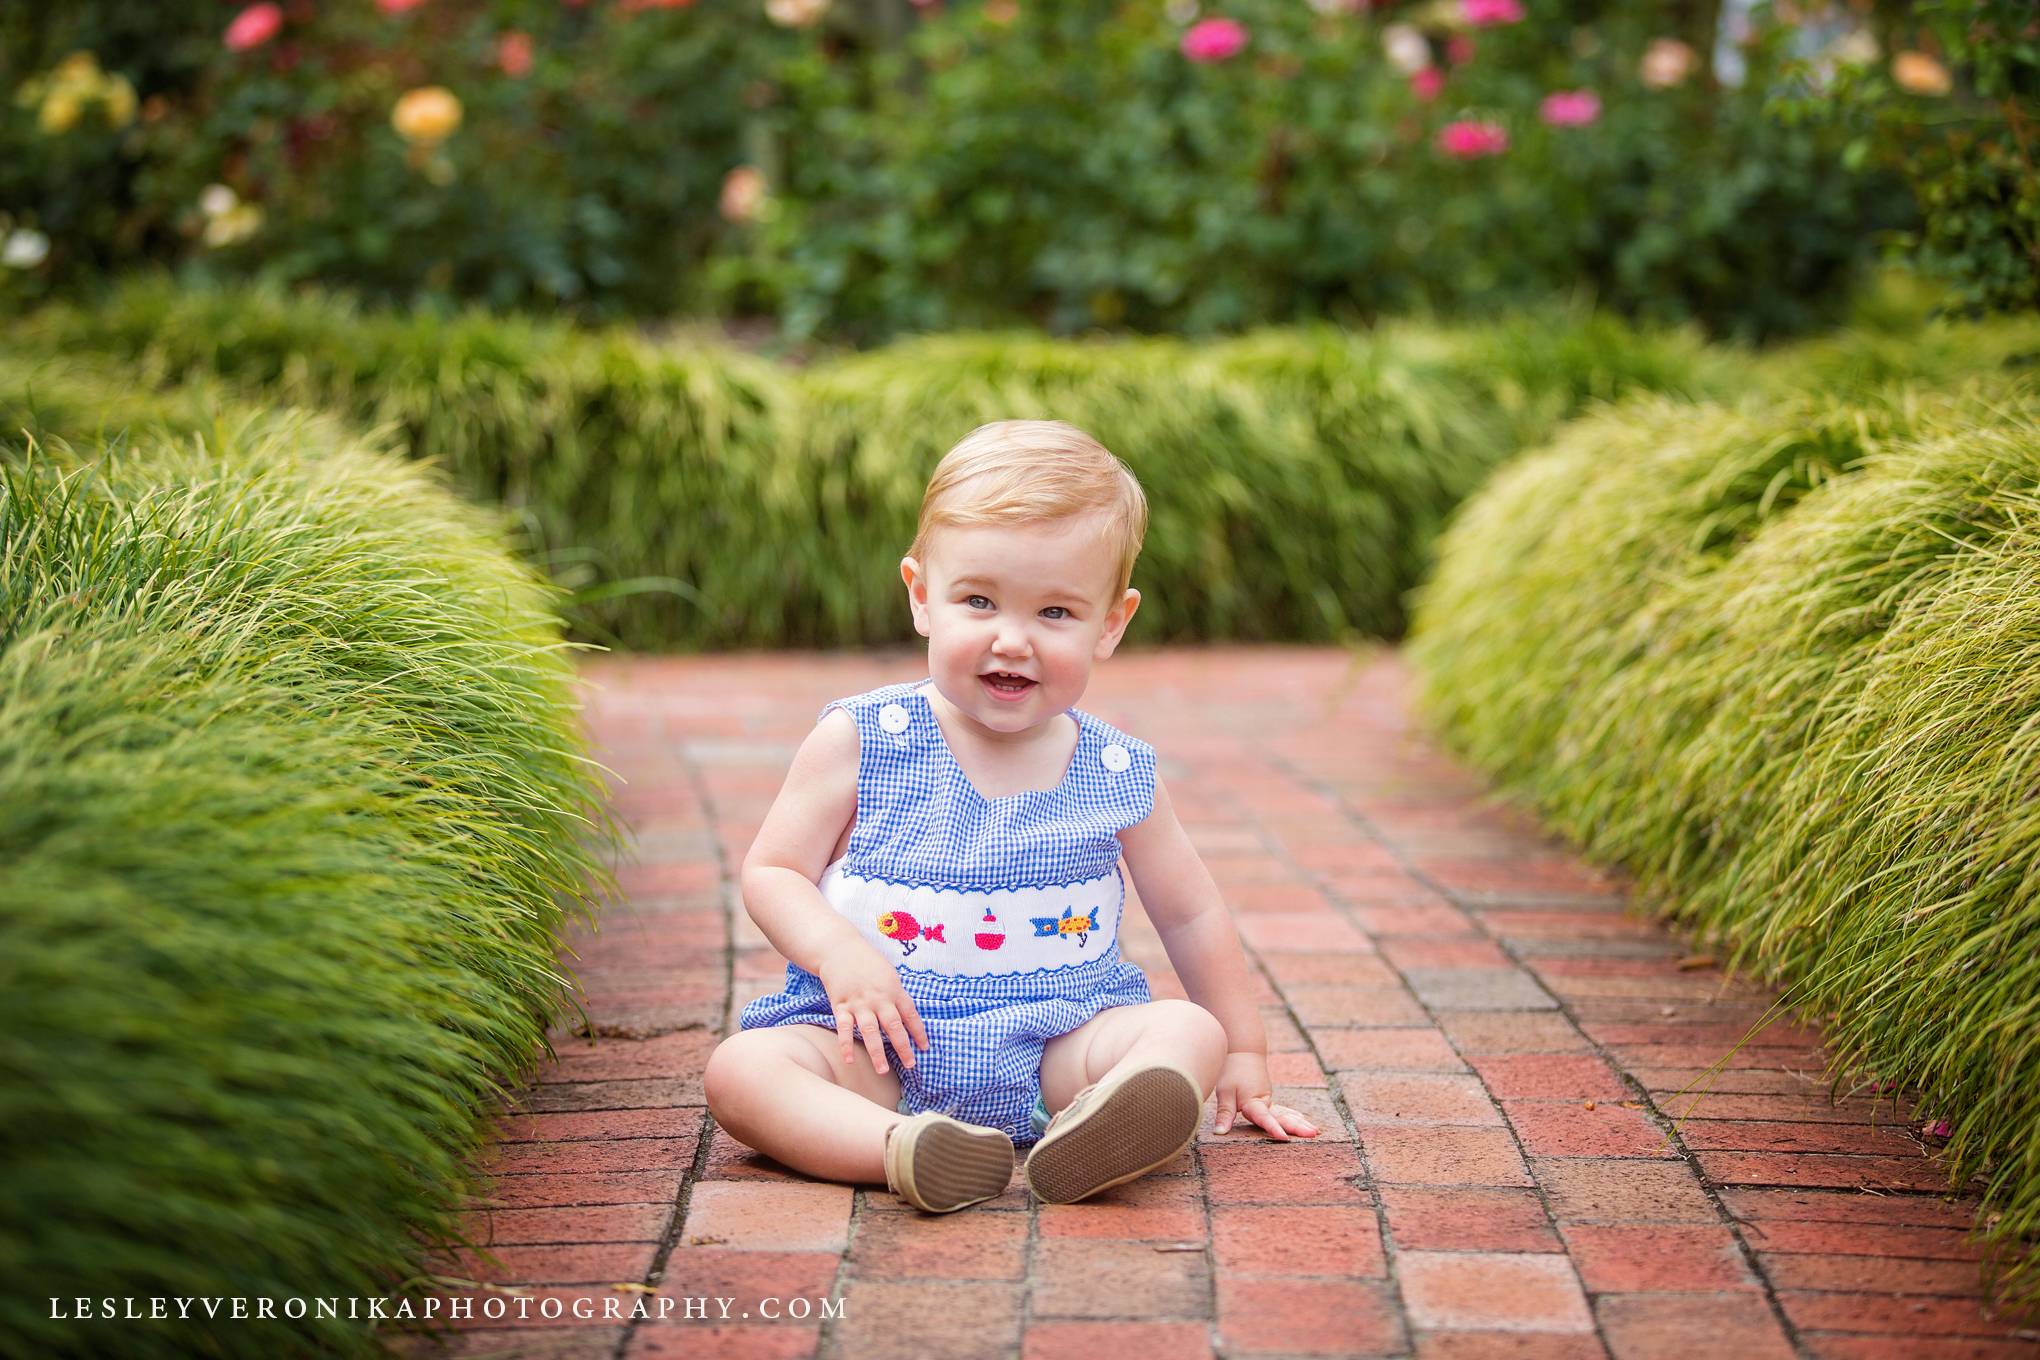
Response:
[1234,799,1410,1358]
[1268,749,1812,1357]
[612,731,733,1360]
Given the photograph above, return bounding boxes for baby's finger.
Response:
[898,994,931,1052]
[856,1009,889,1074]
[1241,1097,1291,1142]
[1271,1103,1321,1138]
[878,1003,916,1069]
[832,1007,857,1065]
[1215,1094,1238,1134]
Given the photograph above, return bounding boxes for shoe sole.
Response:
[1025,1064,1202,1204]
[893,1117,1014,1213]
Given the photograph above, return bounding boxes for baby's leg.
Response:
[1038,998,1227,1116]
[703,1024,904,1185]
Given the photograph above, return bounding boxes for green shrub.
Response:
[1408,334,2040,1301]
[21,277,1731,648]
[0,362,622,1357]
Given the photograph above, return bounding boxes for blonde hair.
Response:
[909,419,1148,601]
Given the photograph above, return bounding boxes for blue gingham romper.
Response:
[738,677,1156,1144]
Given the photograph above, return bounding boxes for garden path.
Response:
[392,646,2039,1360]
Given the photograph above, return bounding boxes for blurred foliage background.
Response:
[3,0,2027,345]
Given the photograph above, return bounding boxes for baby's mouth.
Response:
[981,671,1036,694]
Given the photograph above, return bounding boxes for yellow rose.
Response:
[391,86,463,145]
[39,90,82,134]
[103,76,137,129]
[1891,50,1952,97]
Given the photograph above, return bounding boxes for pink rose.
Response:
[1459,0,1523,26]
[1181,17,1249,63]
[377,0,429,12]
[1436,119,1507,158]
[224,2,283,52]
[1539,89,1600,126]
[1410,67,1445,102]
[497,30,534,77]
[1446,33,1476,65]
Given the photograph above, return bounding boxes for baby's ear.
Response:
[1095,588,1141,659]
[901,556,932,637]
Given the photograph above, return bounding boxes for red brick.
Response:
[1398,1253,1593,1333]
[541,1031,719,1083]
[1468,1056,1628,1101]
[627,1325,819,1360]
[1383,937,1515,970]
[681,1182,851,1251]
[1267,1050,1330,1087]
[1560,1224,1756,1292]
[1261,952,1402,987]
[472,1170,682,1209]
[1031,1238,1210,1319]
[1217,1277,1405,1355]
[1351,904,1481,936]
[1225,881,1338,914]
[1212,1204,1387,1277]
[1237,911,1376,953]
[1414,1335,1607,1360]
[1502,1102,1677,1159]
[471,1203,671,1246]
[1800,1339,2040,1359]
[391,1325,626,1357]
[1678,1121,1928,1156]
[1716,1188,1981,1229]
[1038,1174,1207,1241]
[1745,1221,1988,1260]
[491,1108,707,1144]
[1287,984,1430,1027]
[1023,1321,1213,1360]
[487,1137,699,1177]
[848,1206,1028,1279]
[1200,1142,1369,1204]
[1694,1152,1957,1195]
[1341,1072,1505,1126]
[1317,1028,1468,1073]
[830,1280,1022,1360]
[1596,1293,1794,1360]
[436,1241,659,1286]
[1363,1127,1533,1187]
[653,1248,839,1312]
[1760,1254,1989,1296]
[1532,1159,1717,1223]
[1381,1187,1561,1253]
[1778,1291,2031,1337]
[1440,1013,1592,1055]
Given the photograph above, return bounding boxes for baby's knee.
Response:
[1150,998,1228,1076]
[703,1029,786,1123]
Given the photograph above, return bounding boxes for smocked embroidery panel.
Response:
[820,858,1125,979]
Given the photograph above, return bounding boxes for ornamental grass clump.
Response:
[25,276,1725,649]
[1408,370,2040,1301]
[0,371,622,1357]
[21,273,796,651]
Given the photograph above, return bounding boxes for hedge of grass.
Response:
[1406,319,2040,1300]
[0,359,623,1357]
[20,275,1732,649]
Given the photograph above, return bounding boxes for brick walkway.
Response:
[393,647,2040,1360]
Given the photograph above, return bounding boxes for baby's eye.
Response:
[965,595,993,610]
[1040,606,1070,620]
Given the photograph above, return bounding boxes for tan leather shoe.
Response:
[1023,1061,1203,1204]
[883,1111,1015,1213]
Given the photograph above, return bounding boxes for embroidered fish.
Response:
[878,910,945,955]
[1029,905,1099,947]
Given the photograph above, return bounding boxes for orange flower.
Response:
[1891,50,1952,96]
[391,86,462,144]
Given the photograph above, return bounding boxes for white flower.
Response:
[1827,28,1879,67]
[764,0,828,27]
[199,183,238,218]
[1639,37,1697,89]
[1382,23,1431,74]
[1165,0,1199,25]
[202,203,263,248]
[2,229,50,269]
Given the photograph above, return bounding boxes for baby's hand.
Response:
[1214,1051,1320,1140]
[817,942,929,1076]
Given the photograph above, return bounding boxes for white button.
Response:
[878,703,910,734]
[1100,743,1131,773]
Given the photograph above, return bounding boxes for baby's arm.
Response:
[1119,773,1320,1140]
[741,708,928,1073]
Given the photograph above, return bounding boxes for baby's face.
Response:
[901,513,1141,738]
